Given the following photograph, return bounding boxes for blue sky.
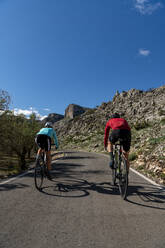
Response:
[0,0,164,119]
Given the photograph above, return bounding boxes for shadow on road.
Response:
[0,182,30,191]
[1,150,165,211]
[38,162,165,211]
[125,181,165,210]
[40,177,119,198]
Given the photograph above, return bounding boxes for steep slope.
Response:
[54,86,165,185]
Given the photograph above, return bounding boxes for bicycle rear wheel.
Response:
[34,157,44,190]
[112,163,117,186]
[118,156,128,200]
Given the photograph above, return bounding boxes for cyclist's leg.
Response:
[107,141,114,168]
[107,140,113,153]
[37,148,44,156]
[40,136,52,180]
[120,130,131,173]
[35,135,45,159]
[45,136,52,178]
[46,151,51,170]
[109,130,119,168]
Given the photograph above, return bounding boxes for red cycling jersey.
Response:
[104,118,131,147]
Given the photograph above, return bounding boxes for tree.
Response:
[0,111,41,170]
[0,90,42,170]
[0,89,11,110]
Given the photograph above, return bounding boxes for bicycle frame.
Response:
[112,142,128,200]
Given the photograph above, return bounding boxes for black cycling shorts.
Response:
[35,134,51,152]
[109,129,131,152]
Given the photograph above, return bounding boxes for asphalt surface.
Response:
[0,150,165,248]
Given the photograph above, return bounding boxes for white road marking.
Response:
[130,168,165,190]
[0,170,32,185]
[0,156,61,186]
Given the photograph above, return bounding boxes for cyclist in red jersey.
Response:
[104,113,131,171]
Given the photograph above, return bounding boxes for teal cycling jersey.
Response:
[37,128,58,148]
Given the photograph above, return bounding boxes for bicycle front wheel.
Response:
[34,160,44,190]
[118,157,128,200]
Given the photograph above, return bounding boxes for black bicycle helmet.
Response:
[111,113,120,119]
[45,122,53,128]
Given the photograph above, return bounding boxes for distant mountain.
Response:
[54,85,165,185]
[42,104,90,124]
[42,113,64,125]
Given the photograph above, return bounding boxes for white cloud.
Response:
[134,0,163,15]
[14,108,35,116]
[43,108,51,112]
[13,108,47,120]
[139,48,151,56]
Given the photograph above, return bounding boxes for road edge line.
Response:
[0,170,32,185]
[0,156,61,186]
[88,151,165,189]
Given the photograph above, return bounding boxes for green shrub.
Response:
[160,118,165,125]
[138,165,144,170]
[160,173,165,180]
[158,109,165,116]
[133,121,150,130]
[148,136,165,145]
[129,152,138,161]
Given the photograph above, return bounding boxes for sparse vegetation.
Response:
[160,118,165,125]
[148,136,165,145]
[158,109,165,116]
[133,121,151,130]
[129,152,138,161]
[137,165,144,171]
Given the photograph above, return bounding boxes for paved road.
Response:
[0,151,165,248]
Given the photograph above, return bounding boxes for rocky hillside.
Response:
[65,104,90,119]
[54,85,165,185]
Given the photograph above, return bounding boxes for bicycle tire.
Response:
[112,150,118,186]
[34,157,44,190]
[112,163,117,186]
[118,156,128,200]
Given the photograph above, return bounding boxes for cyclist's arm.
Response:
[53,131,58,149]
[104,122,110,148]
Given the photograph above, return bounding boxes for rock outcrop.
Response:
[64,104,89,119]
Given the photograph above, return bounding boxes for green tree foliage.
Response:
[0,90,43,171]
[0,89,11,110]
[0,111,41,170]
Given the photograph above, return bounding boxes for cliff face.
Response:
[42,113,64,125]
[54,85,165,185]
[64,104,89,119]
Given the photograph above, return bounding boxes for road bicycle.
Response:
[111,140,128,200]
[34,151,48,190]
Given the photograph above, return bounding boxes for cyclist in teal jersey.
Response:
[35,122,58,179]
